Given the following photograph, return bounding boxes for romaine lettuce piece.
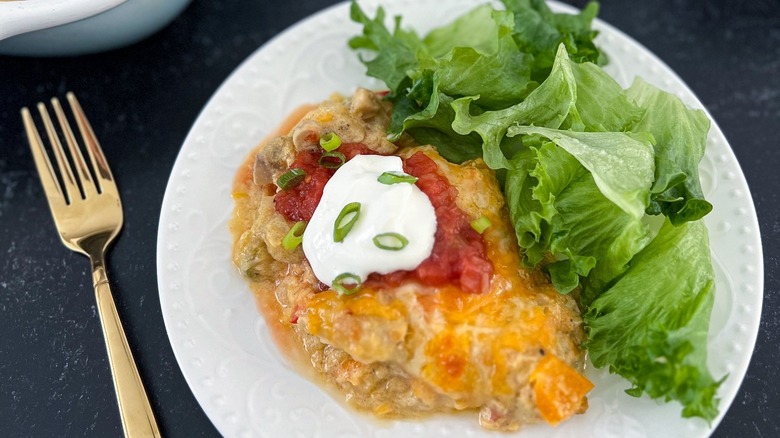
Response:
[502,0,603,80]
[421,4,500,57]
[509,126,654,218]
[451,45,645,169]
[417,7,536,109]
[390,73,483,163]
[348,2,422,94]
[585,219,721,421]
[506,141,651,294]
[564,60,644,131]
[349,0,603,159]
[451,44,577,169]
[627,78,713,225]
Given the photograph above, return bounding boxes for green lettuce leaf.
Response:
[349,0,719,421]
[390,73,484,163]
[417,7,536,109]
[451,45,645,169]
[509,126,655,218]
[421,4,500,57]
[585,219,721,420]
[502,0,603,80]
[564,60,644,132]
[348,2,423,94]
[506,140,651,294]
[451,44,577,169]
[349,0,603,157]
[626,78,713,225]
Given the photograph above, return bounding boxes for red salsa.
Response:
[274,143,374,222]
[274,146,493,294]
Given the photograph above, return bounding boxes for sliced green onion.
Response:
[373,232,409,251]
[470,215,492,234]
[282,221,307,250]
[334,202,361,242]
[332,272,362,295]
[377,171,418,185]
[319,151,346,169]
[276,168,307,190]
[319,132,342,152]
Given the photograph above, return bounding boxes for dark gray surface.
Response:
[0,0,776,436]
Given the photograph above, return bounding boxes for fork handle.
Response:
[92,256,161,438]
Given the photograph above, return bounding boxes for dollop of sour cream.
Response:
[302,154,437,287]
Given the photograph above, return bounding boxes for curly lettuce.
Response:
[626,78,713,224]
[349,0,721,421]
[585,219,721,420]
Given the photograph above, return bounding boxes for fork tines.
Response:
[22,93,114,205]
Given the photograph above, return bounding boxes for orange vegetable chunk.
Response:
[530,354,594,425]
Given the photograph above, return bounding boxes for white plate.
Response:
[157,1,764,437]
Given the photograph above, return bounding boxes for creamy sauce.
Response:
[231,105,315,363]
[302,155,437,286]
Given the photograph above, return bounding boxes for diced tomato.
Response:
[289,304,302,324]
[397,152,493,294]
[274,151,330,222]
[274,143,375,222]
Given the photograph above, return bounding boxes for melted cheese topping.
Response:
[300,151,589,425]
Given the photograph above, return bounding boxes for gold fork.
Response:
[22,93,161,438]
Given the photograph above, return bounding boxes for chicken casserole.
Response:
[230,88,592,431]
